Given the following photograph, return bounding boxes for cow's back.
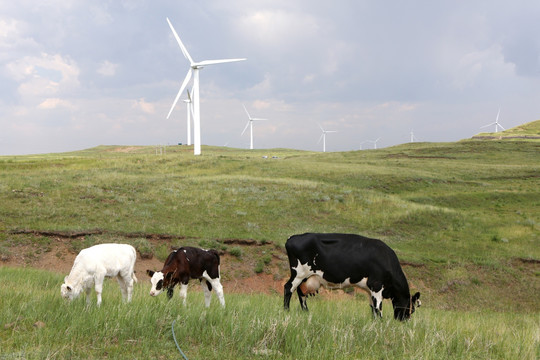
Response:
[76,243,136,275]
[286,233,406,286]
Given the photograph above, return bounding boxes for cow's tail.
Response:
[209,249,221,280]
[209,249,221,265]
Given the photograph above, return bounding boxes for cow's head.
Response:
[146,270,173,296]
[394,292,421,321]
[60,276,81,301]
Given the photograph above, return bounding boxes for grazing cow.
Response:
[61,243,138,306]
[284,233,421,320]
[146,247,225,308]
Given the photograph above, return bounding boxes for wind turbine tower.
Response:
[410,130,418,143]
[481,108,505,133]
[183,89,193,145]
[165,18,246,155]
[318,124,337,152]
[241,104,267,150]
[369,137,381,149]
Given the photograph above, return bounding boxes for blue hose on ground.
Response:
[171,319,189,360]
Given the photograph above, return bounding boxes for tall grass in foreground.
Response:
[1,267,538,359]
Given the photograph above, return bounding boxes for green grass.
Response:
[1,267,538,360]
[1,142,537,259]
[0,139,539,357]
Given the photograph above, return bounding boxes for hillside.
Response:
[473,119,540,140]
[1,140,539,313]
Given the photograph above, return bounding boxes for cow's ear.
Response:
[64,276,68,283]
[146,270,155,277]
[412,292,421,305]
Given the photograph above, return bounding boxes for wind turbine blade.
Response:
[186,89,192,102]
[251,118,267,121]
[317,134,324,144]
[480,122,495,129]
[242,104,251,119]
[318,123,324,132]
[241,121,250,136]
[326,130,337,133]
[496,108,500,122]
[167,69,192,119]
[498,124,505,131]
[166,18,193,64]
[195,58,246,67]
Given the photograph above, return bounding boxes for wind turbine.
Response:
[317,124,337,152]
[410,130,418,143]
[241,104,267,150]
[481,108,505,133]
[165,17,246,155]
[369,137,381,149]
[182,89,193,145]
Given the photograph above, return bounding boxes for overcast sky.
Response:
[1,1,539,155]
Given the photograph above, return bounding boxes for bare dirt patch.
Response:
[0,233,288,295]
[107,146,145,153]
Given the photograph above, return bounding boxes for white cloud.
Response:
[97,60,118,77]
[6,52,80,98]
[132,98,155,114]
[38,98,75,110]
[451,45,516,89]
[238,10,319,48]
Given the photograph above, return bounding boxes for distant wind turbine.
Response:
[481,108,505,133]
[165,17,246,155]
[368,137,381,149]
[241,104,267,150]
[318,124,337,152]
[183,89,193,145]
[410,130,418,143]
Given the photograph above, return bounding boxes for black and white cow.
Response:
[284,233,420,320]
[146,247,225,307]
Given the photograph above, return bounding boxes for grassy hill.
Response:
[0,140,538,359]
[473,119,540,139]
[1,140,538,307]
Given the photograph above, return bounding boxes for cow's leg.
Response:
[116,276,128,301]
[284,277,294,310]
[118,273,134,302]
[85,286,92,306]
[125,274,134,303]
[178,283,188,306]
[201,279,212,307]
[284,274,311,310]
[208,278,225,308]
[94,276,104,307]
[369,287,384,318]
[296,286,309,311]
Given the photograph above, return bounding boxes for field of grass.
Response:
[1,267,538,359]
[0,136,539,358]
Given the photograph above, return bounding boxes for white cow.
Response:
[61,243,138,306]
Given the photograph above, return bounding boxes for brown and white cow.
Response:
[146,247,225,308]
